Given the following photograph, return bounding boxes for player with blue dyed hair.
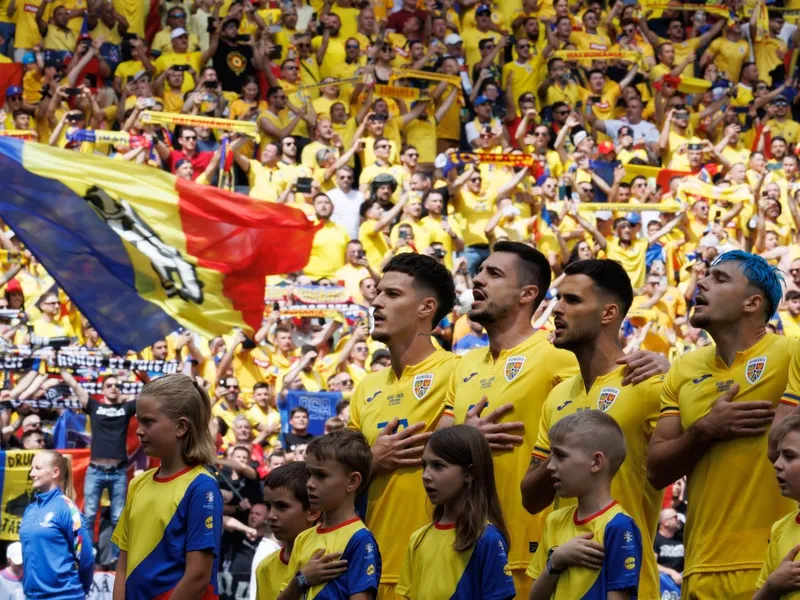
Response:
[709,250,785,322]
[647,250,796,600]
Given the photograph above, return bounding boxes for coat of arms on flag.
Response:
[745,356,767,385]
[504,356,525,382]
[597,387,620,412]
[413,374,434,400]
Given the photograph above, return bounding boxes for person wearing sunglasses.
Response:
[151,7,199,56]
[59,368,137,570]
[765,94,800,147]
[154,125,215,181]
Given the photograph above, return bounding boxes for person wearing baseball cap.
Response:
[151,5,199,56]
[151,26,214,93]
[0,541,23,598]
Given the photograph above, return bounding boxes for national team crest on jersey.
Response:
[745,356,767,384]
[597,387,619,412]
[504,356,525,382]
[413,374,434,400]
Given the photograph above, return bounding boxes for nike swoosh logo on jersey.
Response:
[692,374,712,384]
[463,372,478,383]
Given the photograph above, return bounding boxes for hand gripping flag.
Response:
[0,138,320,354]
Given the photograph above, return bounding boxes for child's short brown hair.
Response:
[265,462,311,510]
[550,410,627,477]
[306,429,372,494]
[324,417,346,433]
[770,415,800,450]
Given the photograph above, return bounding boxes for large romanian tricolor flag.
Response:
[0,138,320,354]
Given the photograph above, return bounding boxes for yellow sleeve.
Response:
[755,520,781,589]
[526,513,551,580]
[660,363,681,419]
[643,376,665,437]
[533,390,559,461]
[782,338,800,408]
[255,557,270,600]
[110,477,134,551]
[395,532,416,598]
[443,364,457,418]
[348,381,364,430]
[546,345,579,388]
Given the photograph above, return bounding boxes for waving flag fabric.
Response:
[0,138,320,354]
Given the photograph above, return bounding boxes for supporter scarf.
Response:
[676,178,752,204]
[374,84,426,101]
[140,111,259,140]
[642,3,731,19]
[0,130,35,140]
[297,77,361,93]
[578,202,683,212]
[391,68,461,86]
[452,151,536,167]
[0,396,83,409]
[66,129,148,148]
[552,50,640,62]
[0,351,181,373]
[280,303,367,324]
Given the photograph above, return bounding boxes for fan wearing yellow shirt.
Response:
[538,57,581,110]
[649,251,797,600]
[348,252,458,600]
[437,242,580,599]
[640,16,725,80]
[304,193,350,280]
[150,28,211,93]
[501,37,545,111]
[751,5,787,87]
[521,259,668,600]
[572,213,655,289]
[358,195,409,272]
[569,9,611,65]
[36,1,75,55]
[779,291,800,337]
[581,67,637,124]
[700,19,750,82]
[151,6,200,55]
[461,6,502,72]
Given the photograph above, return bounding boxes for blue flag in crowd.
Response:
[281,391,343,437]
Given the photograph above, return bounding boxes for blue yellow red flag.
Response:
[0,138,320,353]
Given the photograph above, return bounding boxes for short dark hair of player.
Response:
[787,290,800,302]
[550,410,627,477]
[265,462,311,510]
[253,382,270,392]
[383,253,457,327]
[424,425,509,551]
[492,241,552,309]
[564,258,634,319]
[291,406,309,417]
[306,429,372,495]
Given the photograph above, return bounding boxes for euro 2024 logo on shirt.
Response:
[745,356,767,384]
[597,387,620,412]
[504,356,525,382]
[413,374,434,400]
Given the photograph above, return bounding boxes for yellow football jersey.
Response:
[755,510,800,599]
[396,522,516,600]
[527,502,642,598]
[660,333,796,577]
[349,349,458,585]
[532,365,663,600]
[781,336,800,407]
[444,330,579,571]
[255,547,290,600]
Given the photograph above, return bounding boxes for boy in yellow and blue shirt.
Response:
[255,462,318,600]
[754,414,800,599]
[278,429,381,599]
[527,410,642,599]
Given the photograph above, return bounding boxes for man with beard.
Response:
[207,16,259,91]
[348,253,457,600]
[648,251,796,599]
[520,259,664,600]
[438,241,666,597]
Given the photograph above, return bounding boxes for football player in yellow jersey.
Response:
[649,251,797,600]
[521,259,668,600]
[437,242,662,598]
[348,253,458,600]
